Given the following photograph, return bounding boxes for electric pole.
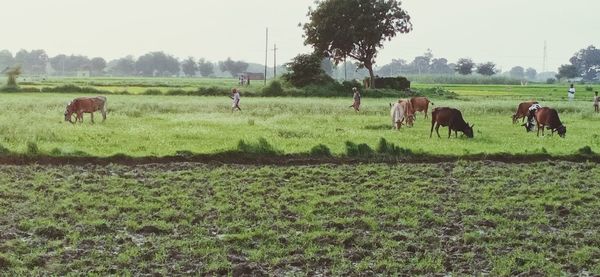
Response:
[264,28,268,85]
[542,40,547,72]
[272,44,278,78]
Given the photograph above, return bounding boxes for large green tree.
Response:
[569,45,600,80]
[197,58,214,77]
[181,57,198,77]
[455,58,474,75]
[476,62,497,76]
[303,0,412,88]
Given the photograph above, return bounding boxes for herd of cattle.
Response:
[63,95,566,139]
[389,97,566,138]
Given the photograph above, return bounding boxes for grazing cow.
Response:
[410,97,434,119]
[390,101,405,130]
[398,99,415,127]
[512,101,538,124]
[64,96,107,123]
[534,107,566,138]
[430,107,474,138]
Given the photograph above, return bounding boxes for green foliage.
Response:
[577,146,594,155]
[0,144,10,155]
[262,80,284,96]
[303,0,412,87]
[509,66,525,79]
[585,86,594,91]
[376,138,412,156]
[309,144,332,157]
[218,57,249,77]
[282,53,335,87]
[26,142,39,155]
[369,76,411,90]
[569,45,600,80]
[236,138,282,155]
[557,64,579,80]
[345,141,374,157]
[546,78,557,84]
[41,84,109,94]
[455,58,474,75]
[180,57,198,77]
[476,62,497,76]
[143,89,163,95]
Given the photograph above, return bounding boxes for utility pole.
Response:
[542,40,547,72]
[264,28,268,85]
[272,44,278,78]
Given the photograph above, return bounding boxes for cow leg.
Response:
[424,107,428,119]
[448,127,452,138]
[101,108,107,121]
[77,112,83,123]
[90,112,94,124]
[430,121,435,138]
[455,130,458,138]
[435,124,441,138]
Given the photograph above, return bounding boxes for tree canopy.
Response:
[568,45,600,80]
[181,57,198,77]
[303,0,412,87]
[218,58,249,77]
[476,62,497,76]
[455,58,474,75]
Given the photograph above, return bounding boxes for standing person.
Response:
[230,88,241,112]
[594,91,599,113]
[568,83,575,101]
[349,87,361,112]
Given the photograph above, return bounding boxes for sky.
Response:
[3,0,599,72]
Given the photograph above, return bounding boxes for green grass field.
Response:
[0,89,599,157]
[1,161,599,275]
[2,78,600,275]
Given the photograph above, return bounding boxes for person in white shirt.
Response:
[568,84,575,101]
[230,88,241,112]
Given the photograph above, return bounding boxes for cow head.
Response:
[511,114,518,124]
[64,101,74,123]
[556,125,566,138]
[463,123,474,138]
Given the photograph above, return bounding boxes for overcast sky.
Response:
[4,0,599,72]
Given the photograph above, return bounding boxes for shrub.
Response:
[262,80,285,96]
[143,89,163,95]
[577,146,594,155]
[165,89,188,96]
[41,84,109,94]
[376,138,413,156]
[237,138,282,155]
[0,144,10,155]
[585,86,594,92]
[309,144,332,157]
[367,76,411,90]
[282,53,336,87]
[26,142,39,155]
[345,141,374,157]
[546,78,556,84]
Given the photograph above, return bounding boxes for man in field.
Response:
[230,88,241,112]
[349,87,361,112]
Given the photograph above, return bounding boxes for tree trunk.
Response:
[366,65,375,89]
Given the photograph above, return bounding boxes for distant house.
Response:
[242,72,265,80]
[77,70,91,78]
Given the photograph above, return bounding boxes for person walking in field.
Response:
[349,87,361,112]
[568,83,575,101]
[594,91,599,113]
[230,88,241,112]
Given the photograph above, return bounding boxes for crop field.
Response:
[1,78,600,275]
[1,161,599,275]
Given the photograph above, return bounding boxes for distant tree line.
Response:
[0,49,250,77]
[556,45,600,81]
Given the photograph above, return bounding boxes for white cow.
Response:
[390,102,405,130]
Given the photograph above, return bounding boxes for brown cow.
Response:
[64,96,107,124]
[410,97,434,119]
[512,101,538,124]
[430,107,474,138]
[534,107,566,138]
[398,99,415,127]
